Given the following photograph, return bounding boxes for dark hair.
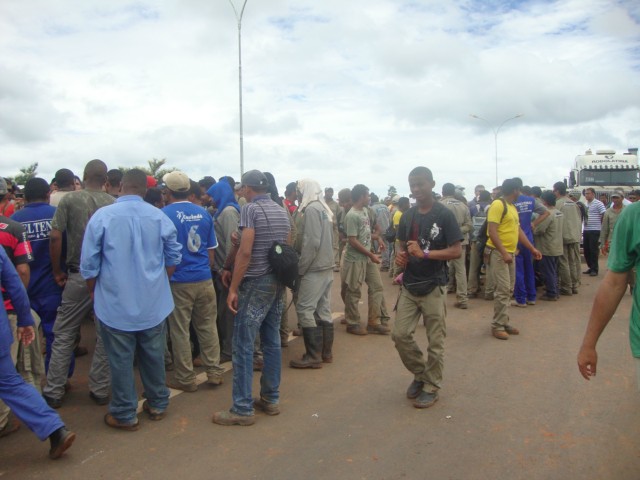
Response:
[541,191,556,206]
[370,193,379,203]
[522,186,532,195]
[338,188,351,204]
[122,169,147,194]
[351,184,369,203]
[144,187,163,207]
[553,181,567,195]
[189,180,202,200]
[398,197,410,209]
[199,176,216,189]
[107,169,123,188]
[408,166,433,181]
[263,172,282,206]
[54,168,75,188]
[219,176,235,189]
[285,182,297,197]
[479,190,492,202]
[442,183,456,197]
[585,187,596,195]
[501,179,519,196]
[512,177,523,189]
[24,177,50,202]
[325,187,334,195]
[531,186,542,197]
[83,159,107,185]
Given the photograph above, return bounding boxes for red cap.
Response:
[146,176,158,188]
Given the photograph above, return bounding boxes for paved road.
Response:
[2,260,639,479]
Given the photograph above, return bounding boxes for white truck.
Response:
[568,148,640,199]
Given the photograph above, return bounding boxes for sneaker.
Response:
[526,300,536,305]
[346,325,368,336]
[253,397,280,416]
[539,295,557,302]
[166,380,197,393]
[413,390,439,409]
[104,413,139,431]
[207,374,224,386]
[212,410,255,426]
[406,380,424,399]
[48,427,76,459]
[504,325,520,335]
[142,400,166,421]
[559,290,572,296]
[492,329,509,340]
[583,269,592,275]
[589,271,598,277]
[366,324,390,335]
[511,301,527,308]
[454,302,468,309]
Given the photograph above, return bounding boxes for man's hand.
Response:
[378,241,386,253]
[227,289,239,315]
[502,252,513,264]
[406,241,424,259]
[395,251,408,268]
[221,270,232,289]
[53,271,68,287]
[17,326,35,347]
[577,345,597,380]
[531,248,542,261]
[601,242,609,256]
[369,253,381,265]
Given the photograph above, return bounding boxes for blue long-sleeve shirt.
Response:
[80,195,182,332]
[0,247,35,354]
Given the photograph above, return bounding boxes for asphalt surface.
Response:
[1,258,639,480]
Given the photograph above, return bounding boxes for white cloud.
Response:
[0,0,638,198]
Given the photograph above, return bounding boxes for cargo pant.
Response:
[467,241,482,295]
[342,259,385,328]
[448,249,468,305]
[392,286,447,394]
[558,242,581,293]
[487,248,516,331]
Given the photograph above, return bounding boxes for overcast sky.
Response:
[1,0,639,198]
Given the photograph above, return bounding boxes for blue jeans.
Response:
[231,274,283,416]
[100,320,169,424]
[539,255,559,298]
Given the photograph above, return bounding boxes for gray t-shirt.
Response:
[51,189,115,268]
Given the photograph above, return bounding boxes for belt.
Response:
[68,267,80,274]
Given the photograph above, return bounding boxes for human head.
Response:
[0,178,8,202]
[629,190,640,202]
[83,159,107,188]
[522,185,532,196]
[584,187,596,201]
[441,183,456,197]
[121,169,147,197]
[552,181,567,198]
[188,180,202,206]
[106,169,123,195]
[198,176,216,193]
[241,170,269,201]
[54,168,75,190]
[24,177,50,203]
[531,186,542,198]
[540,190,556,208]
[398,197,410,212]
[501,178,520,203]
[143,187,165,209]
[408,166,435,206]
[285,182,297,201]
[324,187,334,202]
[610,191,623,207]
[512,177,524,190]
[370,192,379,204]
[474,184,485,197]
[491,186,501,200]
[338,188,352,209]
[163,171,191,202]
[479,190,492,203]
[351,184,370,207]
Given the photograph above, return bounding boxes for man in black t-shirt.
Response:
[392,167,462,409]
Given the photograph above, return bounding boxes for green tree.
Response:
[118,158,176,183]
[387,185,397,198]
[14,162,38,186]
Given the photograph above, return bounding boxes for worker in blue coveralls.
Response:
[0,246,75,458]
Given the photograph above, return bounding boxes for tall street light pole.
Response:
[229,0,248,177]
[470,113,524,187]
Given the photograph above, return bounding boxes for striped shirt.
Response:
[585,199,606,231]
[240,195,291,278]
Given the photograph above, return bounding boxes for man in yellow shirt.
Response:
[486,179,541,340]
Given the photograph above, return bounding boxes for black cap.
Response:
[240,170,268,188]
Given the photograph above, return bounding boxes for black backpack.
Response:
[476,199,507,255]
[257,203,299,291]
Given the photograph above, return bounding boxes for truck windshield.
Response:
[579,170,640,187]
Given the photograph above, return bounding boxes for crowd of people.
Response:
[0,159,639,457]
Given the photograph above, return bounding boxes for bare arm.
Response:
[577,270,628,380]
[50,228,67,286]
[531,209,550,229]
[348,236,379,264]
[227,228,255,314]
[16,264,30,289]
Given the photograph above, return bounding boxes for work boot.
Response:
[318,320,334,363]
[289,327,323,369]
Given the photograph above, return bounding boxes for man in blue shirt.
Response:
[0,246,75,458]
[162,171,225,392]
[512,178,549,307]
[81,169,182,430]
[11,178,66,373]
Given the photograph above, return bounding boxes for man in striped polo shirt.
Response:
[583,188,606,277]
[213,170,291,426]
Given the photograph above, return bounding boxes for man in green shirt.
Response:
[578,202,640,385]
[341,185,388,336]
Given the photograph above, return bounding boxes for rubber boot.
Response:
[289,327,323,369]
[318,320,334,363]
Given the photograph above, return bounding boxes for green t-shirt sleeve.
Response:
[51,197,69,232]
[607,206,639,273]
[345,211,360,237]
